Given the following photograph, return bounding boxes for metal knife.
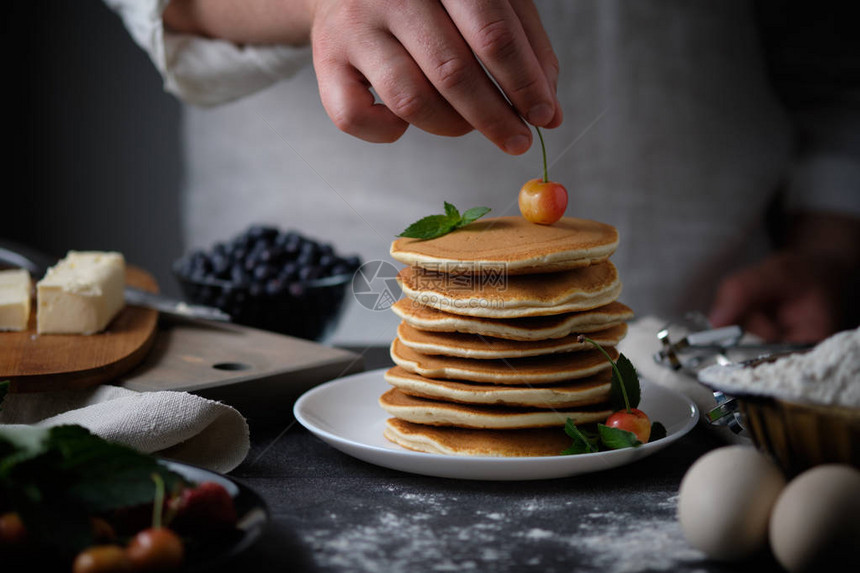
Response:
[0,242,231,323]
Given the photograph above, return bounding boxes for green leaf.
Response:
[444,201,460,220]
[459,206,492,226]
[598,424,642,450]
[398,214,458,239]
[561,419,600,455]
[649,421,667,442]
[0,424,188,557]
[398,203,491,239]
[609,353,641,410]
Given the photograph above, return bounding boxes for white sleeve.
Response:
[102,0,313,107]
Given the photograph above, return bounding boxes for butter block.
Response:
[0,268,32,331]
[37,251,126,335]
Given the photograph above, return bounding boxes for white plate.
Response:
[294,368,699,481]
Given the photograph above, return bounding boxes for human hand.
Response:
[708,252,846,344]
[309,0,562,153]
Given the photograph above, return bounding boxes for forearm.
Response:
[163,0,315,45]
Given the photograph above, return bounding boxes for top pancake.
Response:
[390,216,618,275]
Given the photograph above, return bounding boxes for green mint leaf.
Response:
[649,421,667,442]
[609,352,641,410]
[398,214,459,239]
[598,424,642,450]
[561,419,600,455]
[444,201,460,220]
[616,354,640,408]
[398,203,491,239]
[459,206,492,226]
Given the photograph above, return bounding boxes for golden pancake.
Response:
[379,388,612,429]
[391,299,634,340]
[384,418,573,456]
[397,261,621,319]
[390,216,618,275]
[390,338,617,384]
[397,322,627,359]
[384,366,612,408]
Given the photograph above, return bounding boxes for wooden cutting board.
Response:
[2,267,159,392]
[2,264,365,419]
[115,317,365,422]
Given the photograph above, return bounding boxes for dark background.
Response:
[5,1,184,295]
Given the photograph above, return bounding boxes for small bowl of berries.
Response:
[173,225,362,341]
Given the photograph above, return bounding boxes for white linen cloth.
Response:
[0,385,250,474]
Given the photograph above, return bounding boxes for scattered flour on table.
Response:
[698,326,860,408]
[301,485,702,573]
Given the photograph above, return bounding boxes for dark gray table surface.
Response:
[208,347,783,573]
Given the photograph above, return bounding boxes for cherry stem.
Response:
[536,126,548,183]
[151,473,165,529]
[578,335,631,413]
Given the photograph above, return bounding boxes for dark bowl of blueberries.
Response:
[173,225,361,341]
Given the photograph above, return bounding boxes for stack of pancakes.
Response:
[380,216,633,456]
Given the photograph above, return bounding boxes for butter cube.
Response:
[0,268,32,331]
[37,251,126,335]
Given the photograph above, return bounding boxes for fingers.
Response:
[506,0,563,127]
[348,30,474,138]
[438,0,560,128]
[391,1,535,153]
[311,0,561,153]
[314,56,410,143]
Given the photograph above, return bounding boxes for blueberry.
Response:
[212,253,231,278]
[296,251,314,268]
[253,264,276,283]
[248,224,279,242]
[258,247,276,264]
[279,262,298,282]
[274,232,295,249]
[299,241,319,261]
[298,266,320,282]
[230,264,250,286]
[283,236,302,258]
[318,254,336,272]
[230,247,248,264]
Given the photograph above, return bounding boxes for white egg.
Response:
[769,464,860,573]
[677,445,786,561]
